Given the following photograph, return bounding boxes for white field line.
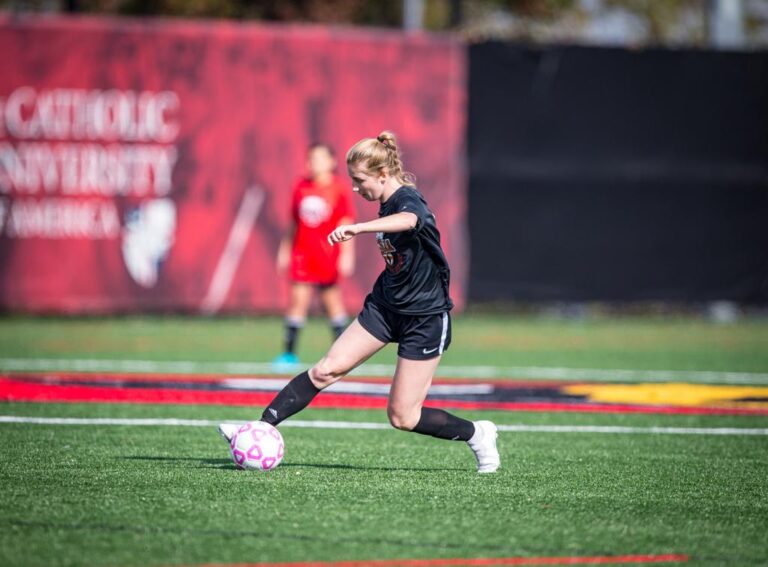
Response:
[1,357,768,385]
[1,416,767,436]
[221,379,494,396]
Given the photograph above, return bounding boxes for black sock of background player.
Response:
[331,323,345,340]
[261,370,320,426]
[330,315,348,341]
[412,407,475,441]
[284,322,302,354]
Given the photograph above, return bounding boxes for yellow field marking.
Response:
[563,383,768,408]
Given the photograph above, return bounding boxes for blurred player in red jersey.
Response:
[273,143,355,366]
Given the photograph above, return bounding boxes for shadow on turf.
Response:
[280,463,467,472]
[120,456,232,469]
[120,456,466,472]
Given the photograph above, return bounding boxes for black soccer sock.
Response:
[283,319,303,354]
[329,314,348,340]
[261,370,320,426]
[412,407,475,441]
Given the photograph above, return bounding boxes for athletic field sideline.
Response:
[3,415,767,436]
[3,371,767,415]
[2,357,768,384]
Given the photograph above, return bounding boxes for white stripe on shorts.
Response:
[438,312,448,354]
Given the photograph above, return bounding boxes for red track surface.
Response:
[2,373,766,415]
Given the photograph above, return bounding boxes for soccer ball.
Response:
[229,421,285,471]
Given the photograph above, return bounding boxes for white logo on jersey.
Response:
[298,195,331,228]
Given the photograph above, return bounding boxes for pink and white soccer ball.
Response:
[229,421,285,471]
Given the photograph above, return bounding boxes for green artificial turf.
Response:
[1,314,768,373]
[0,403,767,566]
[1,314,767,565]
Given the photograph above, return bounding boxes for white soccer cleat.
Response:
[217,423,240,444]
[468,420,500,473]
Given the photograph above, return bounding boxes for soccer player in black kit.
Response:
[220,131,500,473]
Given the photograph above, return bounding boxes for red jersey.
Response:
[289,175,354,284]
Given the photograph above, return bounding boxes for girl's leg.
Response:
[387,356,474,441]
[278,283,313,360]
[286,282,313,320]
[387,355,500,472]
[262,319,386,426]
[319,284,348,339]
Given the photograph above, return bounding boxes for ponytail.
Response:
[346,130,416,185]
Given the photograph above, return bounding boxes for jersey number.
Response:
[377,237,396,266]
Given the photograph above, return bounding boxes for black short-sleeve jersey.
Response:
[369,186,453,315]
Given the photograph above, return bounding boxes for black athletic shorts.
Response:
[357,295,452,360]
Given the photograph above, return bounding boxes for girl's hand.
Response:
[328,224,359,245]
[276,245,290,273]
[276,238,291,273]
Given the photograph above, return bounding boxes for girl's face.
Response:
[348,162,386,201]
[307,146,336,178]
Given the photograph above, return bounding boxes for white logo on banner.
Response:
[121,199,177,288]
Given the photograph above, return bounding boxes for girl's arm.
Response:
[327,212,417,245]
[336,216,355,276]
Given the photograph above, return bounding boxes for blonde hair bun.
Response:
[347,131,416,185]
[376,131,396,148]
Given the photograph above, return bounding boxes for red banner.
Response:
[0,15,466,313]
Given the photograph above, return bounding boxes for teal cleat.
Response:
[272,352,299,371]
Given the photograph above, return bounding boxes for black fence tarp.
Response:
[468,43,768,303]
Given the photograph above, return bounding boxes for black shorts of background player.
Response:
[220,131,500,473]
